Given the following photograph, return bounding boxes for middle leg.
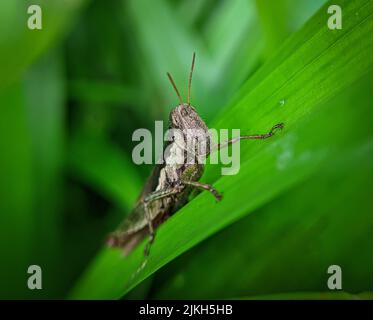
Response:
[210,123,284,154]
[182,180,222,202]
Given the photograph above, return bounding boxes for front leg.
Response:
[182,180,222,202]
[210,123,284,154]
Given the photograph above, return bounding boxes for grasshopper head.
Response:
[170,103,208,132]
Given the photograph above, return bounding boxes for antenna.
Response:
[188,52,196,105]
[167,72,183,105]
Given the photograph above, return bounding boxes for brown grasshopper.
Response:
[107,53,284,256]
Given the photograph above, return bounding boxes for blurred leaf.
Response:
[0,0,87,298]
[0,0,88,89]
[126,0,208,117]
[256,0,327,58]
[0,83,35,298]
[69,0,373,299]
[177,0,215,28]
[203,0,263,106]
[68,135,143,211]
[126,0,260,122]
[23,49,66,297]
[69,79,142,106]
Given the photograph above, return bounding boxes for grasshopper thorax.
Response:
[166,103,210,172]
[170,103,210,159]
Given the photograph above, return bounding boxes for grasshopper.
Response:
[107,53,284,256]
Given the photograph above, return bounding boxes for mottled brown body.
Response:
[107,53,283,256]
[107,102,212,255]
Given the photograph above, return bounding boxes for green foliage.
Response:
[1,0,372,300]
[70,0,373,299]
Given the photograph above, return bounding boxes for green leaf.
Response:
[23,50,66,297]
[69,0,373,299]
[203,0,263,105]
[68,135,143,211]
[69,79,142,106]
[153,77,373,297]
[0,0,88,298]
[126,0,261,121]
[0,0,88,89]
[0,83,35,299]
[256,0,327,58]
[176,0,215,28]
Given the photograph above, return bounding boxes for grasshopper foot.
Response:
[270,123,284,135]
[212,190,223,202]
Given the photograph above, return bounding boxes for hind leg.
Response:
[143,202,154,256]
[142,187,182,256]
[182,180,223,202]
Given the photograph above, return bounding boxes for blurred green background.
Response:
[0,0,372,299]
